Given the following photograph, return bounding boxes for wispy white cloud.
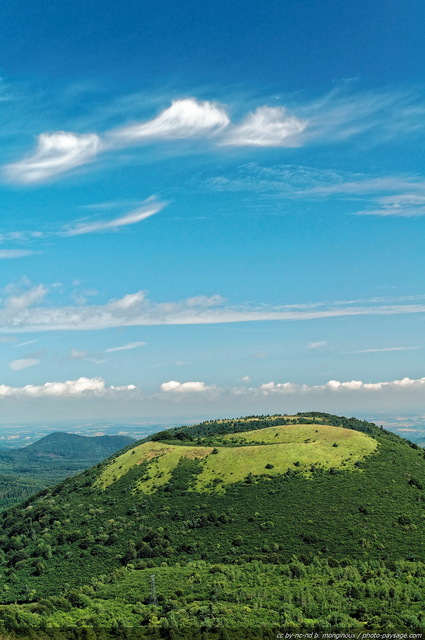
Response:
[79,200,142,211]
[62,198,164,236]
[357,208,425,218]
[70,349,88,360]
[206,164,425,202]
[222,107,307,147]
[0,250,39,259]
[289,169,425,218]
[0,377,136,398]
[308,341,327,349]
[299,86,425,145]
[5,87,424,185]
[356,193,425,217]
[0,198,164,244]
[206,162,425,219]
[111,98,230,142]
[204,163,354,195]
[302,176,425,217]
[347,346,421,354]
[382,195,425,206]
[9,358,40,371]
[104,341,146,353]
[304,177,425,197]
[15,339,38,348]
[107,87,425,152]
[0,231,45,244]
[1,288,425,333]
[69,348,106,364]
[5,131,101,183]
[1,285,47,323]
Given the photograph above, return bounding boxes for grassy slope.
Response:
[96,424,377,494]
[96,442,214,493]
[222,423,371,443]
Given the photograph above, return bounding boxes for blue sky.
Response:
[0,0,425,423]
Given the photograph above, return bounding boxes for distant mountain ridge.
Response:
[0,431,134,460]
[0,431,135,511]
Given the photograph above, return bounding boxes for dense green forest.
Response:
[0,557,423,638]
[0,413,422,637]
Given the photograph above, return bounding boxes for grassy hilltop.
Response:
[96,422,377,493]
[0,412,422,636]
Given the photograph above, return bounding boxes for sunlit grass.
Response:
[194,425,377,492]
[96,423,377,494]
[95,441,213,492]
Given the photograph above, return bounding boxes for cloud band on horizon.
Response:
[0,374,424,400]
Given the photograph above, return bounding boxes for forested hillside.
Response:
[0,414,422,636]
[0,432,134,510]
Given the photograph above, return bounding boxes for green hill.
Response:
[0,431,134,460]
[0,432,134,510]
[0,413,423,635]
[95,422,378,493]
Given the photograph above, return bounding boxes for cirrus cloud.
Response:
[5,131,102,183]
[104,341,146,353]
[308,341,327,349]
[112,98,230,142]
[5,87,425,184]
[1,288,425,333]
[0,250,39,259]
[222,106,307,147]
[62,198,164,236]
[9,358,40,371]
